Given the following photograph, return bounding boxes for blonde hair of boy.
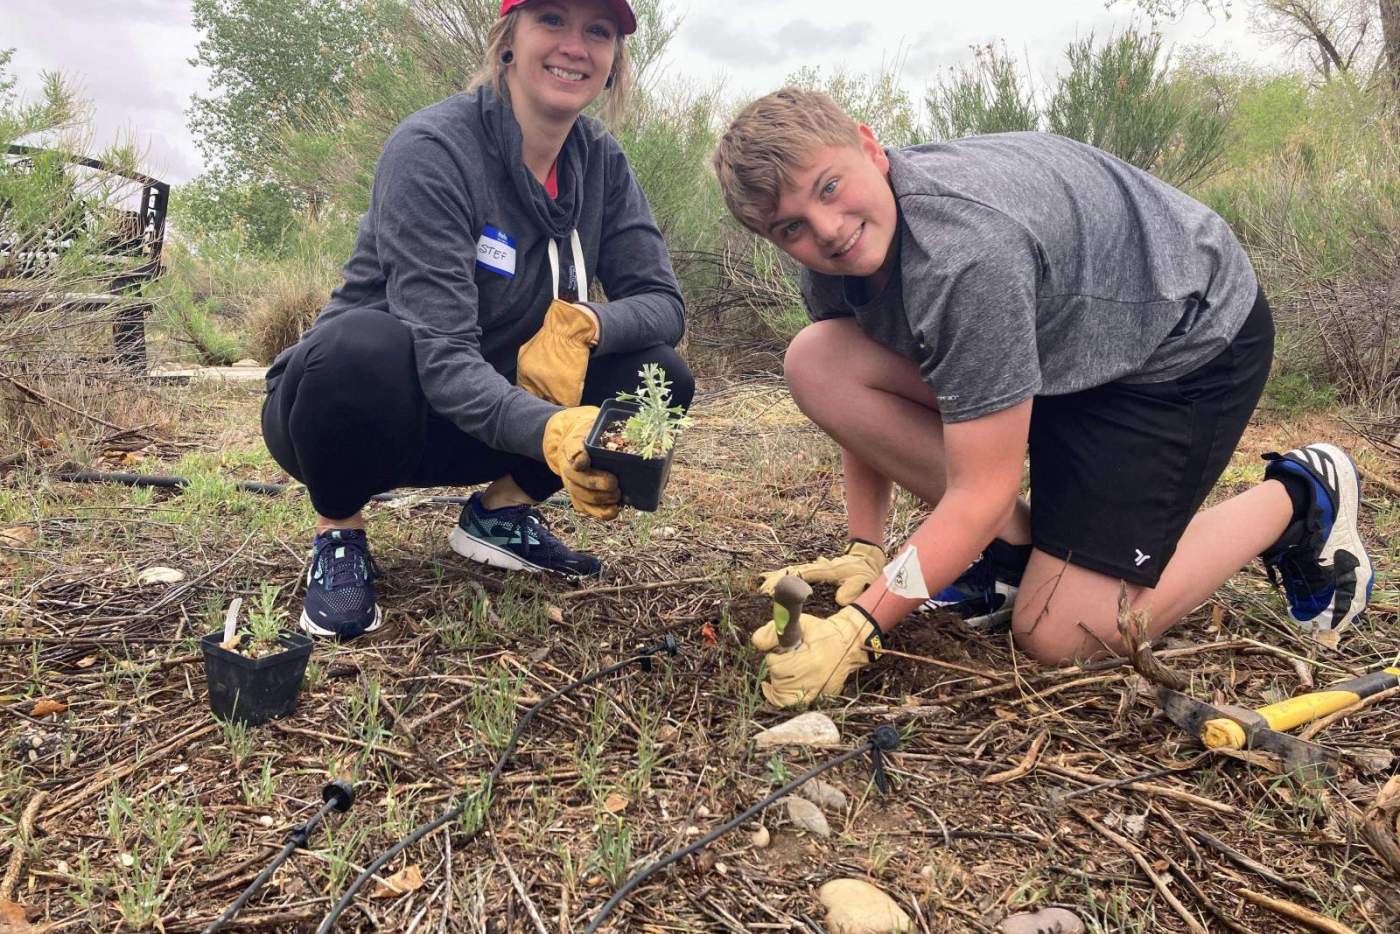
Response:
[469,9,633,127]
[713,87,863,234]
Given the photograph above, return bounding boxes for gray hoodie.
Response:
[267,86,686,458]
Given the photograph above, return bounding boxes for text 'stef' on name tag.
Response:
[476,225,516,278]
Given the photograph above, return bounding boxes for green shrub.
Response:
[1047,31,1231,188]
[926,43,1039,140]
[1204,79,1400,408]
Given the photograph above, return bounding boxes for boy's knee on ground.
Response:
[1009,603,1108,666]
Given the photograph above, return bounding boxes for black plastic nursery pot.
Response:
[200,631,313,727]
[584,398,676,512]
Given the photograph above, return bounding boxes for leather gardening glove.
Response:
[517,300,599,406]
[750,605,882,707]
[758,540,885,606]
[542,406,620,520]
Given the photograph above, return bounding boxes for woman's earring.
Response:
[501,49,514,64]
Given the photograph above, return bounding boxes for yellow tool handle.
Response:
[1203,667,1400,750]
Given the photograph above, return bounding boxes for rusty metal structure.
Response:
[1,144,170,370]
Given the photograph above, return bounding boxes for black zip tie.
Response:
[583,726,900,933]
[204,780,354,934]
[315,638,680,934]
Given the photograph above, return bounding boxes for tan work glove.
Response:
[750,605,882,707]
[518,300,599,406]
[758,540,885,606]
[542,406,620,520]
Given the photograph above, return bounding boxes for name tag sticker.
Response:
[476,225,516,278]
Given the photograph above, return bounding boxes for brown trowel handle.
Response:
[773,576,812,649]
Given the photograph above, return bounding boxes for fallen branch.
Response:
[1071,804,1207,934]
[1360,776,1400,879]
[0,790,47,901]
[984,730,1048,785]
[1237,888,1358,934]
[1116,583,1187,690]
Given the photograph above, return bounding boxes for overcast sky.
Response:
[1,0,1287,184]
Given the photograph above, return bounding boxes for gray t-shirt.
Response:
[801,132,1258,423]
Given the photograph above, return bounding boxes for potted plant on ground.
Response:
[201,585,312,726]
[585,363,691,511]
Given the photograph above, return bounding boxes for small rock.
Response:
[654,526,679,539]
[784,796,830,837]
[696,804,711,818]
[999,907,1084,934]
[751,825,771,848]
[801,779,848,812]
[547,605,564,624]
[684,825,701,838]
[137,566,186,586]
[118,853,135,868]
[818,878,912,933]
[755,712,840,749]
[258,815,274,827]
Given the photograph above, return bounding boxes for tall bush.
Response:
[926,44,1039,140]
[1047,31,1232,188]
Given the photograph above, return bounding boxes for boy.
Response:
[713,87,1374,707]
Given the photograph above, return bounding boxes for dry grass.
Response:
[1,376,1399,932]
[245,269,334,365]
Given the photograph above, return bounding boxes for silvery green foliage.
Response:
[615,363,691,460]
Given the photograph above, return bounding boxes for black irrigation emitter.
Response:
[315,635,681,933]
[203,780,355,934]
[582,724,902,933]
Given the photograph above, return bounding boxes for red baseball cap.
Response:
[499,0,637,35]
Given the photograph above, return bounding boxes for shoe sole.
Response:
[299,604,384,640]
[1308,443,1373,632]
[448,525,547,574]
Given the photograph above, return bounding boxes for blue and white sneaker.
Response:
[923,539,1030,631]
[447,493,602,578]
[300,528,384,640]
[1261,443,1373,634]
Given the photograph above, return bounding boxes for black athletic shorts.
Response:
[1027,289,1274,587]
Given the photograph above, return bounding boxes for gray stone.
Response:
[818,878,912,933]
[999,907,1085,934]
[784,796,830,837]
[755,712,840,749]
[801,779,848,812]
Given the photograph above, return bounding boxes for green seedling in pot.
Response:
[612,363,691,460]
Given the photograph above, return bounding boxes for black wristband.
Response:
[847,603,885,653]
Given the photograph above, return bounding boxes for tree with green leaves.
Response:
[187,0,385,187]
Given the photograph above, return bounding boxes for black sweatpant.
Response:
[261,308,694,520]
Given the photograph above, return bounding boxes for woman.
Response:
[262,0,692,640]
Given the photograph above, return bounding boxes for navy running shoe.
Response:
[448,493,602,577]
[300,528,384,640]
[1261,443,1373,633]
[923,539,1030,631]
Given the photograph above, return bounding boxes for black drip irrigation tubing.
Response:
[204,780,355,934]
[315,636,681,934]
[582,724,902,933]
[55,469,473,506]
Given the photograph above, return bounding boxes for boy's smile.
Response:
[765,126,898,281]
